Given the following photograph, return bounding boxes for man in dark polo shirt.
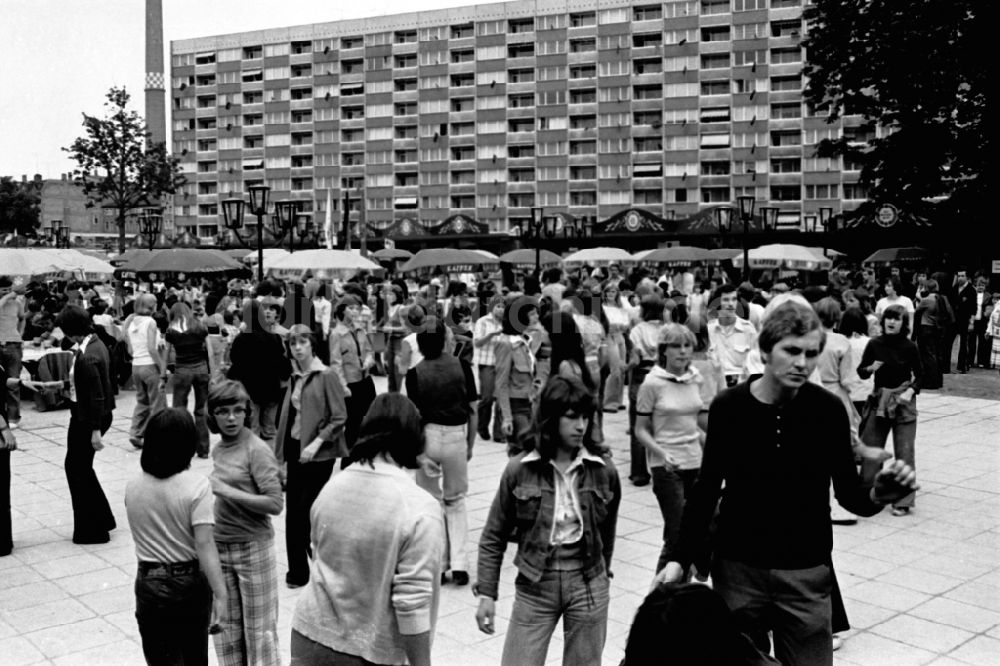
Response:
[657,297,918,665]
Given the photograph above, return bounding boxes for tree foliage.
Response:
[0,176,42,236]
[64,87,186,253]
[803,0,986,229]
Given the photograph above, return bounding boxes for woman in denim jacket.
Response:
[475,376,621,666]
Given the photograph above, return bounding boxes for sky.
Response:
[0,0,476,179]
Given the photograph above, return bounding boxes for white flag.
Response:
[325,188,336,248]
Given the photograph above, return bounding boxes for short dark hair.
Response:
[287,323,317,350]
[923,278,939,293]
[206,380,252,433]
[416,316,446,359]
[349,393,424,469]
[716,283,738,298]
[334,295,361,321]
[533,376,599,461]
[758,301,823,354]
[838,307,870,338]
[141,408,197,478]
[55,305,93,337]
[886,276,903,294]
[639,294,664,322]
[881,304,911,337]
[501,295,537,335]
[622,583,752,666]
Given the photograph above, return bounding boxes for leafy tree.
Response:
[64,87,186,253]
[0,176,42,236]
[803,0,985,231]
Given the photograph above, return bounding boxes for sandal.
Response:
[891,507,910,517]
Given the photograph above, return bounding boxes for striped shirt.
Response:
[473,315,502,367]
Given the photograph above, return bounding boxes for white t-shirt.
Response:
[875,295,915,328]
[127,315,158,366]
[125,469,215,563]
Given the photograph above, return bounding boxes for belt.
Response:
[138,560,200,577]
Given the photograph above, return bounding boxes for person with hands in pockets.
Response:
[475,376,621,666]
[654,300,919,666]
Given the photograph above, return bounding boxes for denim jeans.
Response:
[476,365,503,440]
[713,558,833,666]
[249,400,279,449]
[134,566,212,666]
[603,332,626,411]
[861,397,917,508]
[651,466,700,572]
[131,364,166,441]
[502,570,610,666]
[507,397,534,457]
[416,423,469,572]
[627,365,653,483]
[172,362,210,456]
[0,341,22,423]
[290,630,379,665]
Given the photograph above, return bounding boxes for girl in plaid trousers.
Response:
[208,380,284,665]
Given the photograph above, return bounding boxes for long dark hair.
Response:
[532,376,599,460]
[543,311,594,390]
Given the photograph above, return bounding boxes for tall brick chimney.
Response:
[145,0,167,146]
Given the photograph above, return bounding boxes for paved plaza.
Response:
[1,377,999,665]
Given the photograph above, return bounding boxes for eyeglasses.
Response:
[212,406,246,420]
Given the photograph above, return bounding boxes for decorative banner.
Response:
[875,203,899,228]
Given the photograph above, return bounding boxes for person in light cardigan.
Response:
[291,393,442,666]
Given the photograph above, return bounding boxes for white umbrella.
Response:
[242,248,290,269]
[631,249,655,262]
[268,249,380,279]
[731,244,833,271]
[0,249,64,283]
[45,249,115,280]
[562,247,634,267]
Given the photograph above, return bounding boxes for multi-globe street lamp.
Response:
[221,184,298,282]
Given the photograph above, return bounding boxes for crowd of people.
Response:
[0,255,994,665]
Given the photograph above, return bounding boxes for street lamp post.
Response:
[716,197,772,280]
[818,206,834,258]
[221,184,271,283]
[138,207,163,251]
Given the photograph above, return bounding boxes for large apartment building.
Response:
[169,0,865,245]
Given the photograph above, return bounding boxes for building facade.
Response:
[169,0,865,245]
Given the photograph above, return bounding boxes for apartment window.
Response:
[341,36,363,49]
[674,189,688,203]
[509,118,534,133]
[570,114,596,129]
[634,58,662,75]
[395,125,417,139]
[634,189,663,204]
[509,68,534,83]
[771,102,802,119]
[291,110,312,123]
[634,137,663,152]
[569,11,596,27]
[394,102,417,116]
[570,89,597,104]
[342,128,363,142]
[771,19,802,38]
[198,204,218,216]
[633,32,663,48]
[771,47,802,64]
[805,184,839,200]
[570,65,596,79]
[341,59,363,74]
[509,168,536,183]
[451,121,474,135]
[570,166,596,180]
[634,84,663,100]
[701,187,731,203]
[632,163,661,178]
[393,172,417,187]
[843,183,867,200]
[701,80,731,96]
[197,161,217,173]
[451,23,473,38]
[771,75,802,91]
[242,113,262,126]
[197,118,217,130]
[341,106,364,120]
[770,130,801,146]
[634,4,663,20]
[394,29,417,44]
[509,193,536,207]
[701,53,731,70]
[733,0,767,9]
[701,161,731,176]
[451,49,474,63]
[451,195,475,209]
[291,64,312,78]
[700,106,731,123]
[243,45,262,59]
[394,54,417,69]
[570,191,597,206]
[394,78,417,92]
[701,26,731,42]
[393,150,416,164]
[508,43,534,58]
[771,0,801,8]
[451,147,474,161]
[770,158,801,173]
[509,94,535,108]
[633,111,661,126]
[702,0,730,14]
[569,140,596,155]
[243,135,263,149]
[733,50,768,67]
[509,18,534,34]
[450,73,473,88]
[508,144,535,158]
[291,155,312,168]
[290,132,313,146]
[569,38,596,53]
[700,133,731,148]
[195,52,215,65]
[448,98,472,114]
[243,91,263,104]
[771,185,801,201]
